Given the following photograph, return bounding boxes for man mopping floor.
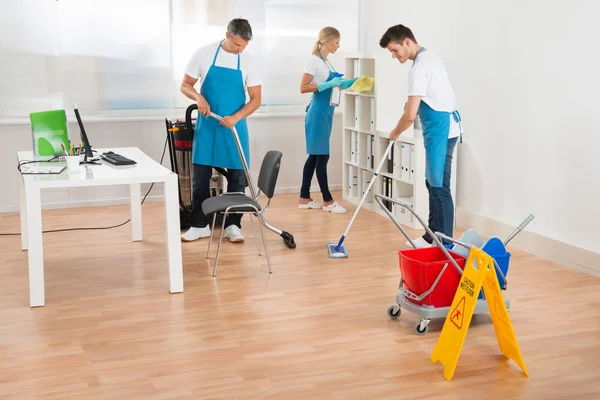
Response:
[380,24,463,249]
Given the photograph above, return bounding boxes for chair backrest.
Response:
[257,150,282,198]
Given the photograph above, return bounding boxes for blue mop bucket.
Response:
[478,237,511,298]
[445,240,510,299]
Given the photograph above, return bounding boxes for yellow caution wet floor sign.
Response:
[430,247,528,381]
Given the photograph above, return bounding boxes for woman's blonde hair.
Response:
[312,27,341,55]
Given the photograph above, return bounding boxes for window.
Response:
[0,0,359,118]
[171,0,360,109]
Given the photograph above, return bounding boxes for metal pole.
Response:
[206,112,295,248]
[374,194,463,275]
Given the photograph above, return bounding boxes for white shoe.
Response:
[323,201,347,214]
[181,226,211,242]
[224,225,244,243]
[405,237,432,249]
[299,200,322,209]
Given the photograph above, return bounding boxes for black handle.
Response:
[185,104,198,141]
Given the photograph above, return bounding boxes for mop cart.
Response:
[374,194,533,335]
[181,105,297,249]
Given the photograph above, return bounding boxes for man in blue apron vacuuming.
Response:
[180,18,262,243]
[379,24,463,248]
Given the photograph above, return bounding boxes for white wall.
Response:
[365,0,600,254]
[0,114,342,212]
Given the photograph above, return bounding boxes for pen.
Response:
[61,143,67,155]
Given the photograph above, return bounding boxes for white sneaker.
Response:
[224,225,244,243]
[405,237,432,249]
[299,200,322,209]
[323,201,347,214]
[181,226,211,242]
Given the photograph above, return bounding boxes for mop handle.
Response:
[337,140,395,246]
[504,214,535,246]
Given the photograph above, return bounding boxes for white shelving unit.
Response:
[341,54,457,230]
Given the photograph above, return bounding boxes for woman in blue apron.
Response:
[298,27,357,214]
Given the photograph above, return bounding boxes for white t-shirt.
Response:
[184,41,262,89]
[408,50,461,139]
[304,55,334,84]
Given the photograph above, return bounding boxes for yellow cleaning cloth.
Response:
[350,76,375,92]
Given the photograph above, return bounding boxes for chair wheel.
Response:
[387,305,401,319]
[414,320,429,335]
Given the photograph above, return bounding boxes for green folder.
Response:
[29,109,70,157]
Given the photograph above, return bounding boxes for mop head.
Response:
[327,242,348,259]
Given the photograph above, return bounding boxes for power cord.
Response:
[0,137,169,236]
[17,155,61,173]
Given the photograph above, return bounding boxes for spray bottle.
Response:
[330,72,344,107]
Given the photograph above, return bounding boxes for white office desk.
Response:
[17,147,184,307]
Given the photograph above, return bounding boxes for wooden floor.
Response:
[1,192,599,399]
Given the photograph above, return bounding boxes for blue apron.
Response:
[192,40,250,169]
[414,47,462,188]
[304,53,341,155]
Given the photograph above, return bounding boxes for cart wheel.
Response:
[414,320,429,336]
[387,305,401,319]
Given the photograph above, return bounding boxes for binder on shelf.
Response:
[347,165,353,196]
[362,170,373,203]
[409,144,415,181]
[351,167,358,197]
[382,177,388,209]
[355,132,359,164]
[393,142,398,175]
[387,140,394,174]
[366,134,372,169]
[354,98,359,128]
[371,136,375,169]
[389,180,394,212]
[370,98,376,132]
[351,131,357,164]
[401,142,411,182]
[383,177,393,212]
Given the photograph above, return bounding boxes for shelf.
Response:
[345,92,375,98]
[343,161,374,173]
[345,126,375,135]
[341,54,457,231]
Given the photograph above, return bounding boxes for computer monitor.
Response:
[73,103,100,164]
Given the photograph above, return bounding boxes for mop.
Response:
[328,140,395,258]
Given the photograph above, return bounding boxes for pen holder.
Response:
[65,155,80,172]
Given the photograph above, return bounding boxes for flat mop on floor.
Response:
[328,140,395,258]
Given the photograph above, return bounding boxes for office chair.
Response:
[202,150,282,277]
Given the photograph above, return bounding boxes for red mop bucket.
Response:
[398,247,467,307]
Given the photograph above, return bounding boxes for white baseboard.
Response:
[456,208,600,278]
[273,184,342,195]
[0,185,343,214]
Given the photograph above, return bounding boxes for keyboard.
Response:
[101,151,137,166]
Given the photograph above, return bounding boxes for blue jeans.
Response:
[423,137,458,243]
[190,164,245,229]
[300,154,333,203]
